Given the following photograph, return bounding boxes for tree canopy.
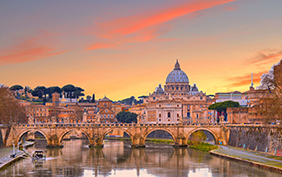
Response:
[116,111,137,123]
[208,100,240,113]
[119,96,136,105]
[10,85,23,91]
[62,84,76,98]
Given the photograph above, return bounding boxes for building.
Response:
[143,60,214,124]
[214,91,248,107]
[25,104,50,123]
[143,100,182,124]
[97,96,116,123]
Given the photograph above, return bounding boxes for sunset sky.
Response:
[1,0,282,101]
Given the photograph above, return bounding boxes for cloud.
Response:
[0,32,68,66]
[247,49,282,66]
[226,71,267,87]
[87,0,236,50]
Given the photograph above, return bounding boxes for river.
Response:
[0,139,281,177]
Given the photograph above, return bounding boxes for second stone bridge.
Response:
[6,123,230,148]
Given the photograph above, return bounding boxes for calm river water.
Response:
[0,139,281,177]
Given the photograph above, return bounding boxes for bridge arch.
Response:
[101,128,134,142]
[143,128,177,143]
[17,129,50,145]
[186,128,217,144]
[58,129,91,144]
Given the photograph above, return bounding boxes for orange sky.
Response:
[0,0,282,101]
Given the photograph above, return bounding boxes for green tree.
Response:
[208,101,240,122]
[91,94,95,103]
[46,86,62,99]
[32,86,47,98]
[9,85,23,91]
[116,111,137,123]
[73,87,85,99]
[208,100,240,113]
[190,130,207,146]
[119,96,136,105]
[62,84,76,98]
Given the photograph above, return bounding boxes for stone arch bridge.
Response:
[5,123,230,148]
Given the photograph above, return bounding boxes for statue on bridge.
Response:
[28,116,34,124]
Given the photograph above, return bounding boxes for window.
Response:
[104,103,107,107]
[168,112,171,118]
[168,119,170,121]
[177,105,179,107]
[159,119,161,122]
[177,119,179,121]
[159,114,161,117]
[177,114,179,117]
[196,114,198,119]
[159,105,161,107]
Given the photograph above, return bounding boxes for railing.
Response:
[15,122,277,128]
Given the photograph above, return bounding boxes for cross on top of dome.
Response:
[174,59,180,70]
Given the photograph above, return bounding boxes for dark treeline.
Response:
[9,84,94,103]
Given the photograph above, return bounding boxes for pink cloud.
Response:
[247,49,282,66]
[0,32,67,66]
[226,71,267,87]
[87,0,236,50]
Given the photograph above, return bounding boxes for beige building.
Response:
[97,96,116,123]
[143,100,182,124]
[25,104,50,123]
[143,60,213,124]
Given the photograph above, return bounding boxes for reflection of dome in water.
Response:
[166,60,189,83]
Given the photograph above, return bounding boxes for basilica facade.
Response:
[142,60,214,124]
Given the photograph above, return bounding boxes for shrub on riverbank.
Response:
[150,139,173,144]
[188,140,218,152]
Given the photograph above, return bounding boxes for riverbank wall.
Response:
[228,126,282,154]
[0,152,26,171]
[210,149,282,174]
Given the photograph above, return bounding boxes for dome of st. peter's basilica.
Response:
[165,60,189,83]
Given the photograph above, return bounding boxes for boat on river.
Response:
[32,151,46,162]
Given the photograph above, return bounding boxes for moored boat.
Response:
[32,151,46,162]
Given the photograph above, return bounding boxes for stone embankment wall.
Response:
[228,126,282,154]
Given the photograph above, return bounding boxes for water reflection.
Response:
[0,139,280,177]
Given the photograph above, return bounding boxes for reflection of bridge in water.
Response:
[29,140,234,177]
[5,123,230,148]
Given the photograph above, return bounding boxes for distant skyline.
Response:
[1,0,282,100]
